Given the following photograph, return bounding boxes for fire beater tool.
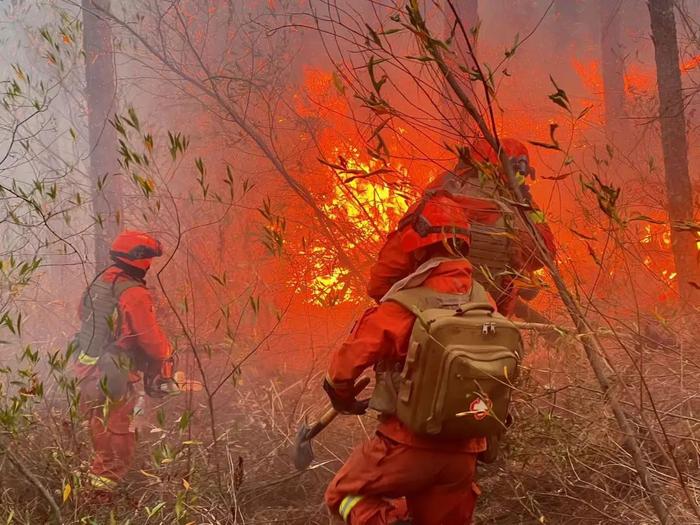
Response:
[292,376,370,470]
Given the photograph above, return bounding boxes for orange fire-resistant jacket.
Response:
[327,259,487,453]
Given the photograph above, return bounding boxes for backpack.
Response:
[400,183,523,303]
[370,281,522,439]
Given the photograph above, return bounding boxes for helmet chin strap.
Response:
[112,258,148,282]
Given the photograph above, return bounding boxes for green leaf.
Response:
[145,502,165,518]
[528,140,560,151]
[406,55,434,62]
[547,75,570,111]
[195,157,205,176]
[367,55,387,94]
[210,272,227,286]
[177,410,193,431]
[365,23,381,46]
[504,32,520,58]
[127,106,140,131]
[628,215,665,224]
[144,133,154,154]
[249,295,260,315]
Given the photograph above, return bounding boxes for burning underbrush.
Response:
[1,317,698,524]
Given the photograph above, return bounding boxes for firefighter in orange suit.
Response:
[324,212,487,524]
[74,230,178,491]
[367,138,556,316]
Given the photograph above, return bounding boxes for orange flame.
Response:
[681,55,700,72]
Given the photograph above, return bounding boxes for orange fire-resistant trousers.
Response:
[326,433,479,525]
[81,374,137,485]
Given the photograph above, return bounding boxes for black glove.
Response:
[323,377,370,415]
[144,374,180,398]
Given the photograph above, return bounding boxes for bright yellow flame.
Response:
[300,152,409,305]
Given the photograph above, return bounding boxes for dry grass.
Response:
[0,328,698,524]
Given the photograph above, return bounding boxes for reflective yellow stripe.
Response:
[78,352,98,366]
[339,494,363,522]
[529,210,546,224]
[87,472,116,491]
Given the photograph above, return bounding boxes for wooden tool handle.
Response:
[307,376,372,440]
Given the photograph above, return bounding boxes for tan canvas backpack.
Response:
[370,280,522,439]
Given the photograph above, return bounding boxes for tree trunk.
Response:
[83,0,122,269]
[648,0,699,305]
[600,0,630,141]
[553,0,580,51]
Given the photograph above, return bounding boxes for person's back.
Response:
[74,230,177,494]
[324,236,492,525]
[367,138,556,316]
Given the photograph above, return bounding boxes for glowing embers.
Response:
[572,58,603,93]
[570,57,657,102]
[639,224,679,286]
[681,55,700,72]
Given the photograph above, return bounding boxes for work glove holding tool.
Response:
[144,357,181,398]
[323,376,371,415]
[293,376,370,470]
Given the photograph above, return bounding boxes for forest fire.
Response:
[681,54,700,72]
[2,1,700,524]
[320,156,408,246]
[300,153,408,305]
[289,68,415,305]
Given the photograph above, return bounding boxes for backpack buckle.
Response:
[482,322,496,335]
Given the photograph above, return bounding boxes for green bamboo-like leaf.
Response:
[547,75,570,111]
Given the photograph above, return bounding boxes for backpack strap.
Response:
[112,278,142,298]
[111,278,144,340]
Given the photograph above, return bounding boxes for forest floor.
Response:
[1,333,698,524]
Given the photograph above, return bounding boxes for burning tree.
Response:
[648,0,699,306]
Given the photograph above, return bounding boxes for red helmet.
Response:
[470,137,535,179]
[110,230,163,271]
